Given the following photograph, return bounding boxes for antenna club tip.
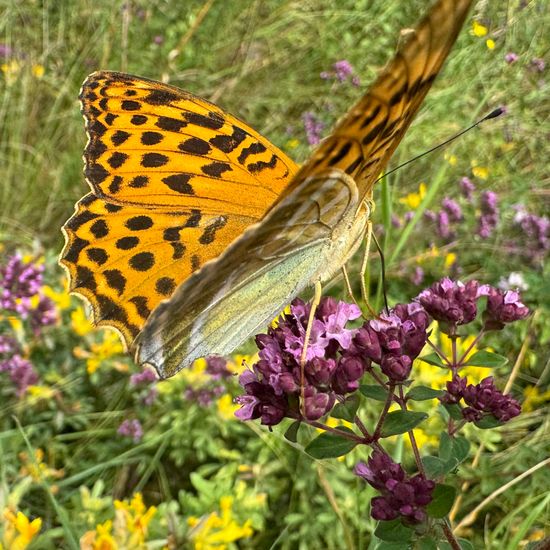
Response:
[485,106,507,120]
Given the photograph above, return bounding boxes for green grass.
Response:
[0,0,549,548]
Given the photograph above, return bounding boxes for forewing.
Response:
[61,71,298,345]
[136,170,361,378]
[286,0,473,200]
[80,71,297,218]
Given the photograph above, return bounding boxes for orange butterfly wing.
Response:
[60,72,297,344]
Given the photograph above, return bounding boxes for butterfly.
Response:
[60,0,473,379]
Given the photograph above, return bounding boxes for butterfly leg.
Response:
[341,264,363,312]
[300,280,322,417]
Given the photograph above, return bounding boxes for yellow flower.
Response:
[444,253,456,268]
[18,449,64,483]
[42,284,71,310]
[188,496,253,550]
[26,385,55,401]
[80,519,118,550]
[522,386,550,413]
[114,493,156,546]
[31,64,44,78]
[472,20,488,37]
[2,509,42,550]
[486,39,495,50]
[444,153,457,166]
[285,138,300,149]
[71,307,94,336]
[217,394,239,420]
[183,357,209,385]
[1,60,21,84]
[226,354,255,375]
[399,182,426,209]
[86,331,124,374]
[471,164,489,180]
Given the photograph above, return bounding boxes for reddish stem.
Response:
[373,383,396,440]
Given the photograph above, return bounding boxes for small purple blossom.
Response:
[463,377,521,422]
[333,60,354,82]
[0,255,44,313]
[153,35,164,45]
[530,57,545,72]
[483,287,530,330]
[29,295,57,334]
[0,355,39,396]
[302,111,325,146]
[442,197,463,222]
[235,297,366,425]
[436,210,452,240]
[411,266,424,286]
[477,191,499,239]
[355,451,435,523]
[504,52,519,64]
[117,419,143,443]
[417,278,485,329]
[459,177,475,201]
[513,207,549,260]
[130,367,157,386]
[357,303,429,382]
[205,356,232,380]
[0,334,18,357]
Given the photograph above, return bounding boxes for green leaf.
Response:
[426,484,457,518]
[418,352,447,368]
[443,403,464,421]
[439,432,453,461]
[474,415,502,429]
[331,394,360,422]
[407,385,443,401]
[463,350,508,368]
[452,436,470,464]
[284,420,301,443]
[375,542,411,550]
[380,411,428,437]
[417,536,438,550]
[360,384,389,401]
[440,540,475,550]
[305,427,357,459]
[422,456,448,478]
[374,519,413,542]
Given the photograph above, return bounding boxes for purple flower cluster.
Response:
[425,196,463,241]
[441,375,521,423]
[130,367,157,386]
[483,287,530,330]
[183,357,231,408]
[513,205,549,261]
[0,355,39,396]
[117,419,143,443]
[302,111,325,146]
[477,190,499,239]
[236,297,364,425]
[0,254,56,333]
[320,59,360,86]
[355,451,435,523]
[459,177,475,201]
[418,278,485,328]
[358,303,429,382]
[504,52,519,64]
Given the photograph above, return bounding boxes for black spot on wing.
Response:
[210,125,247,153]
[199,217,227,245]
[155,277,176,296]
[64,236,90,263]
[170,242,185,260]
[129,175,148,188]
[162,174,194,195]
[131,114,147,125]
[145,89,179,105]
[247,154,277,173]
[201,161,232,178]
[108,175,123,194]
[111,130,130,146]
[156,116,187,132]
[185,210,202,227]
[141,131,163,145]
[126,216,153,231]
[90,219,109,238]
[184,111,224,130]
[130,296,151,320]
[237,142,267,164]
[116,236,139,250]
[142,153,168,167]
[107,152,128,169]
[104,269,126,295]
[86,248,108,265]
[104,113,118,126]
[66,209,100,232]
[129,252,155,272]
[121,100,141,111]
[75,265,96,291]
[178,137,211,155]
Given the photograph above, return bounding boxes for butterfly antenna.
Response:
[375,107,505,184]
[371,231,389,314]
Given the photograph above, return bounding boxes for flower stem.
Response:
[305,419,365,443]
[373,383,395,440]
[398,386,425,475]
[456,330,485,367]
[441,520,461,550]
[426,338,453,367]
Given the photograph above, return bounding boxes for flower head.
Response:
[117,419,143,443]
[355,451,435,523]
[302,111,325,146]
[483,287,530,330]
[505,52,519,64]
[459,176,475,201]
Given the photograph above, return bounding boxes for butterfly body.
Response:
[60,0,473,379]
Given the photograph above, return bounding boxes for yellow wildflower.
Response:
[472,21,488,37]
[114,493,156,547]
[1,60,21,84]
[399,182,426,209]
[486,39,495,50]
[183,357,209,385]
[18,449,64,483]
[80,519,118,550]
[522,386,550,413]
[86,331,124,374]
[217,394,239,420]
[42,284,71,310]
[444,153,457,166]
[285,138,300,149]
[2,509,42,550]
[71,307,94,336]
[31,64,44,78]
[444,253,457,268]
[226,354,255,375]
[471,164,489,179]
[188,496,253,550]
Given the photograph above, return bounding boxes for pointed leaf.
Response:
[463,350,508,368]
[360,384,389,402]
[380,410,427,437]
[474,415,502,429]
[422,456,448,478]
[305,427,357,459]
[418,352,448,368]
[374,519,413,542]
[331,394,360,422]
[407,385,444,401]
[284,420,301,443]
[426,484,457,518]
